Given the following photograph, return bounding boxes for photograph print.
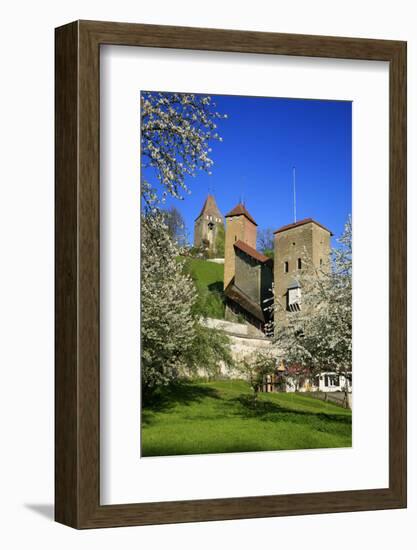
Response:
[140,91,352,457]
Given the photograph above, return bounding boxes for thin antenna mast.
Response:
[240,176,245,205]
[292,166,297,223]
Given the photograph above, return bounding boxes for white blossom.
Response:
[141,210,197,389]
[141,92,226,203]
[140,92,230,393]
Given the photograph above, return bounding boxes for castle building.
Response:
[193,197,332,338]
[223,203,258,289]
[223,203,273,334]
[193,194,224,255]
[193,197,346,394]
[273,218,332,328]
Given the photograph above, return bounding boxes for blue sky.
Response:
[145,93,351,244]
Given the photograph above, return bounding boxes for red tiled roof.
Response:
[225,203,258,226]
[195,194,223,221]
[274,218,333,236]
[234,240,272,264]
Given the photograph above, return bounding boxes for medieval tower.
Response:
[193,194,224,255]
[224,203,258,289]
[274,218,332,327]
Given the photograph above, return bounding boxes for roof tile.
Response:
[225,203,257,226]
[195,194,223,221]
[234,240,272,264]
[274,218,333,236]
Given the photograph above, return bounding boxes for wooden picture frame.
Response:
[55,20,407,529]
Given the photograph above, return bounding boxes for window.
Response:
[284,261,289,273]
[320,258,323,267]
[234,236,237,242]
[287,287,301,311]
[324,374,339,387]
[297,258,302,269]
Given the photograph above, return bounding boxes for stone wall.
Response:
[234,249,261,302]
[194,215,223,254]
[274,222,330,328]
[200,318,279,377]
[201,318,267,340]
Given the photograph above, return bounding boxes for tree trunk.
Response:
[343,369,350,409]
[254,387,259,408]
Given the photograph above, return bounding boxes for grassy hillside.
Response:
[142,380,352,457]
[180,257,225,319]
[182,257,224,287]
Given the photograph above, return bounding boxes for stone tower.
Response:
[273,218,332,328]
[224,203,258,289]
[193,194,224,255]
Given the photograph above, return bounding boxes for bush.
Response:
[215,224,225,257]
[184,323,234,379]
[193,288,225,319]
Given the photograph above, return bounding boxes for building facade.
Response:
[223,203,273,334]
[273,218,332,328]
[223,203,258,289]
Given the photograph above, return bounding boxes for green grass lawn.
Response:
[181,257,224,287]
[180,257,225,319]
[141,380,352,457]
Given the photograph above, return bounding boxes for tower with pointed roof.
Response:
[193,194,224,255]
[273,218,332,328]
[223,202,273,333]
[223,202,258,289]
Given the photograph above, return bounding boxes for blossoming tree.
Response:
[274,217,352,405]
[140,92,230,394]
[141,91,226,204]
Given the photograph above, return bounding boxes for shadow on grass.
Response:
[142,382,221,426]
[231,395,351,425]
[208,281,224,294]
[142,441,277,457]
